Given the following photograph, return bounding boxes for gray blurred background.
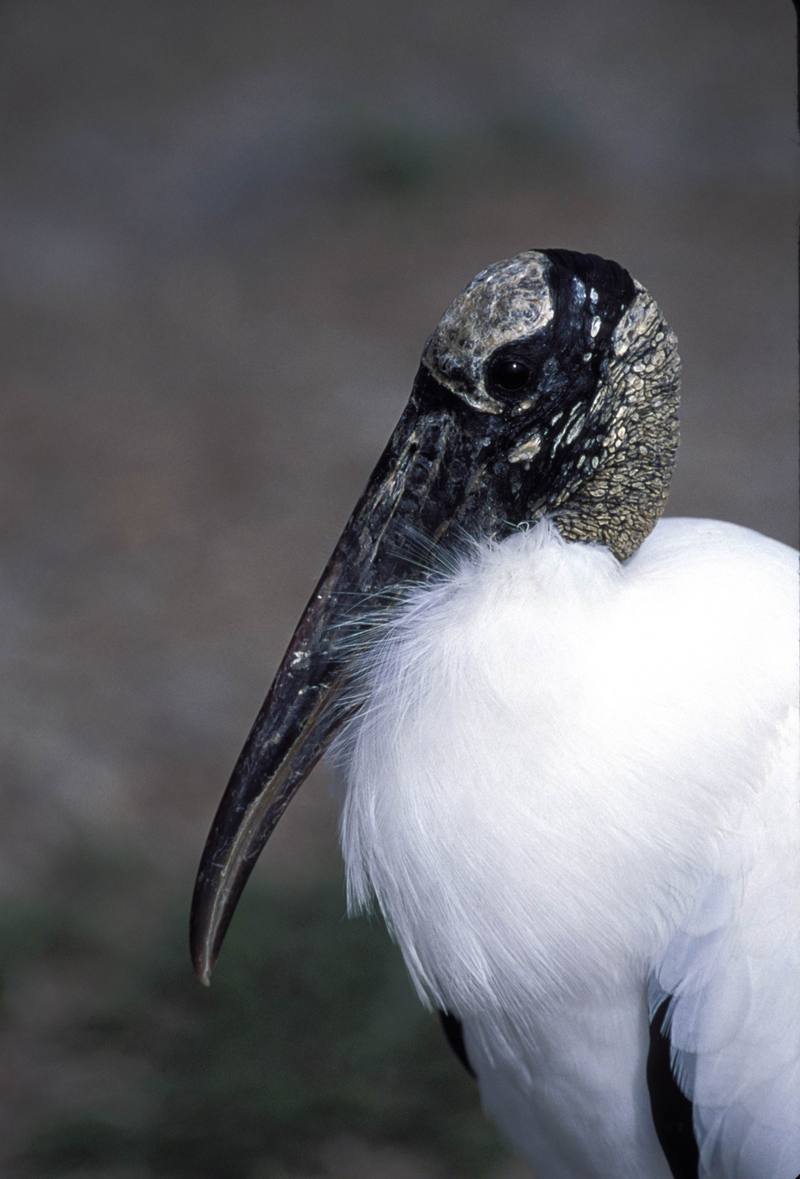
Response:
[1,2,796,1176]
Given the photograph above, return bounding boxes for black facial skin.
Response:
[478,249,637,511]
[190,250,637,981]
[487,251,634,417]
[417,250,638,533]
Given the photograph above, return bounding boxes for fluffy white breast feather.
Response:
[335,516,799,1179]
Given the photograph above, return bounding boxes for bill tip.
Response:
[193,952,215,987]
[190,933,217,987]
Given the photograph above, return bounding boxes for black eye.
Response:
[486,357,531,395]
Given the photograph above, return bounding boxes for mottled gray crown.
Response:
[422,251,554,414]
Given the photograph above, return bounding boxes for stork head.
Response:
[190,249,680,982]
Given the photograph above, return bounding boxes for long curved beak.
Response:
[190,366,499,983]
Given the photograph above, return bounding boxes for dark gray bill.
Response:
[190,366,509,983]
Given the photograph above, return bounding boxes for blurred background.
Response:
[1,1,796,1176]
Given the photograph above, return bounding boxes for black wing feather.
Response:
[438,1010,475,1077]
[647,997,700,1179]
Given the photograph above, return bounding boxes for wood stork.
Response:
[190,250,799,1179]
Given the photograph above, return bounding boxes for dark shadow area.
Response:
[4,847,502,1178]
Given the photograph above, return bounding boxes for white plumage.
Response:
[337,517,799,1178]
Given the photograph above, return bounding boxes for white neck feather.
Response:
[333,520,793,1069]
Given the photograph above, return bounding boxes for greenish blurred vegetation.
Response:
[2,847,505,1178]
[344,113,573,199]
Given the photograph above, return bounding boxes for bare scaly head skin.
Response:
[421,249,680,559]
[548,281,680,559]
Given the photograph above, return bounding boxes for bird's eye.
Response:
[486,357,532,395]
